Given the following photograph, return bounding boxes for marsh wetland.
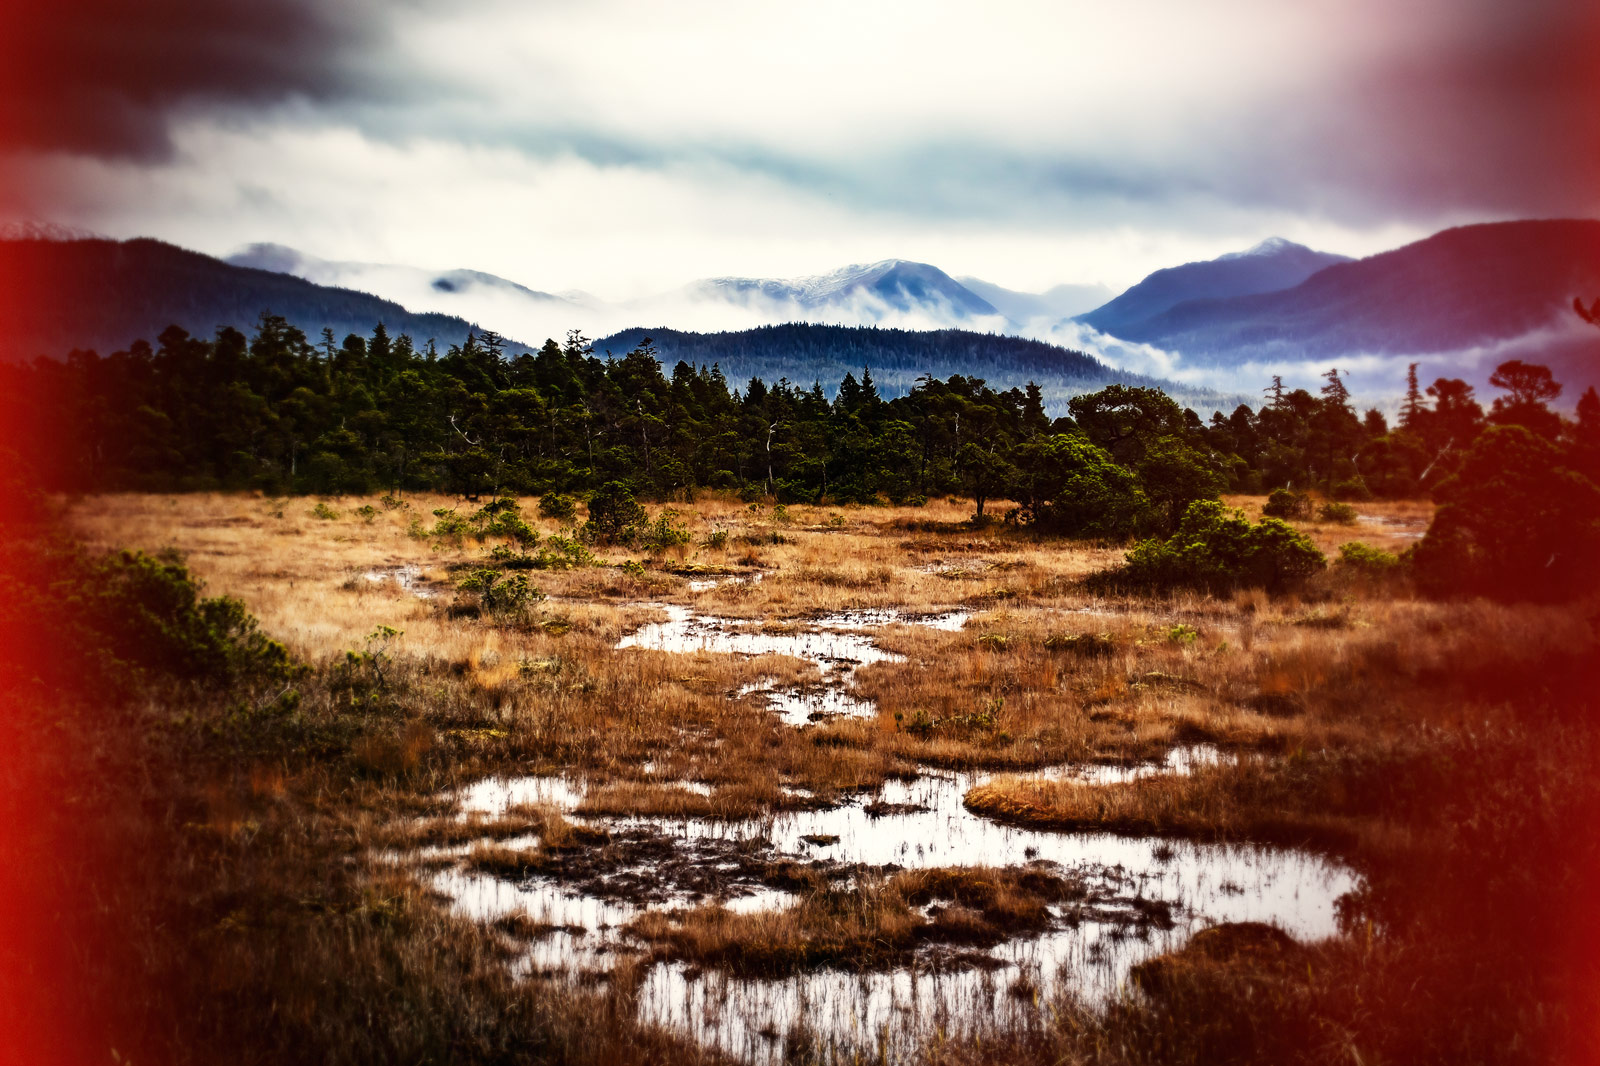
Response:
[19,489,1598,1066]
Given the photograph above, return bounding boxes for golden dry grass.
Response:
[32,489,1600,1066]
[627,865,1077,976]
[58,489,1548,821]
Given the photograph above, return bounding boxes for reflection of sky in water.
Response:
[424,767,1359,1065]
[619,604,970,726]
[362,564,438,598]
[400,604,1360,1063]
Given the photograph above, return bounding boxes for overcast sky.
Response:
[1,0,1595,297]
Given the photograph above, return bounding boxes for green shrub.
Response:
[639,508,692,555]
[620,559,647,577]
[354,504,379,523]
[703,529,729,550]
[537,493,578,523]
[1318,501,1359,524]
[1118,500,1326,593]
[1338,541,1400,574]
[428,508,473,540]
[456,568,544,616]
[487,544,538,569]
[1263,488,1312,520]
[310,502,339,521]
[477,499,539,548]
[581,482,647,545]
[378,493,408,510]
[33,548,302,692]
[535,531,595,571]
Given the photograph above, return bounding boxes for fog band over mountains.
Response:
[216,218,1600,405]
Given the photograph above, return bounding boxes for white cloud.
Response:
[7,0,1586,305]
[12,110,1429,302]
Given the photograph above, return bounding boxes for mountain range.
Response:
[5,219,1599,399]
[1075,237,1353,337]
[1080,220,1600,362]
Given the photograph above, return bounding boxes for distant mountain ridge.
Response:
[0,236,1221,408]
[687,259,1001,320]
[0,237,533,361]
[592,323,1233,410]
[15,222,1598,402]
[1076,237,1353,336]
[1085,220,1600,381]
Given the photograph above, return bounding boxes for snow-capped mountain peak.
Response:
[1219,236,1306,260]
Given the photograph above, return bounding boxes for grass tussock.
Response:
[628,866,1081,976]
[964,757,1365,851]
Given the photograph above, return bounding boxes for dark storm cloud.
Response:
[1271,0,1600,222]
[0,0,397,159]
[4,0,1595,276]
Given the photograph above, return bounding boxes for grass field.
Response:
[8,489,1598,1065]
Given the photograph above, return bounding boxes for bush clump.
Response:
[15,548,301,693]
[1337,541,1401,574]
[1116,500,1326,593]
[1411,425,1600,602]
[1262,488,1312,520]
[537,493,577,523]
[475,498,539,548]
[581,482,647,545]
[1014,432,1153,538]
[639,508,692,555]
[1317,501,1359,524]
[455,568,544,616]
[536,531,595,570]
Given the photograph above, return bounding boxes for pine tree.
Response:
[1400,362,1424,429]
[1321,367,1351,411]
[1264,375,1285,408]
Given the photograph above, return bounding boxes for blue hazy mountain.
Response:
[1078,237,1353,336]
[1086,221,1600,372]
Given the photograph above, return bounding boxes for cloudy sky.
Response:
[1,0,1596,298]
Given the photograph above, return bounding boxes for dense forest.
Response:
[4,315,1598,534]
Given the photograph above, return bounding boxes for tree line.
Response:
[4,314,1597,538]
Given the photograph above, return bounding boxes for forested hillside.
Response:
[594,323,1173,403]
